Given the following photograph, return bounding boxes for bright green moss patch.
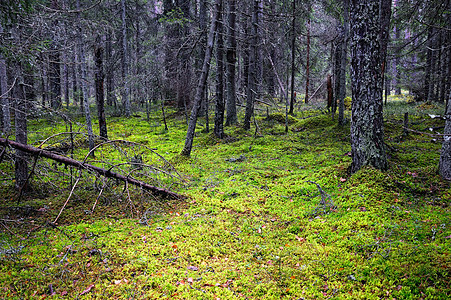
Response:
[1,101,450,299]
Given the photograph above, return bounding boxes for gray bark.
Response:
[13,72,28,190]
[439,90,451,180]
[225,0,237,126]
[338,0,350,125]
[214,1,225,139]
[243,0,259,130]
[181,0,221,156]
[95,35,108,139]
[121,0,131,117]
[350,0,387,173]
[0,54,10,134]
[289,0,296,115]
[76,0,95,152]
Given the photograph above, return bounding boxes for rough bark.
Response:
[225,0,237,126]
[94,35,108,139]
[181,0,221,157]
[350,0,387,173]
[0,138,183,199]
[289,0,296,115]
[0,53,10,134]
[439,90,451,180]
[243,0,259,130]
[305,15,311,105]
[105,29,115,107]
[214,1,225,139]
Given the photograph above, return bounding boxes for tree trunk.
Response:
[338,0,350,125]
[350,0,387,173]
[121,0,131,117]
[327,74,333,110]
[243,0,259,130]
[394,23,402,95]
[181,0,221,157]
[439,90,451,180]
[225,0,237,126]
[105,29,115,107]
[0,53,10,134]
[214,1,225,139]
[76,0,95,153]
[289,0,296,115]
[14,72,28,191]
[95,35,108,139]
[305,14,311,104]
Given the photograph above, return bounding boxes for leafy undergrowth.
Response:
[1,100,450,299]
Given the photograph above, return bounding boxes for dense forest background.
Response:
[0,0,451,299]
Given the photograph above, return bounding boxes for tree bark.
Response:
[181,0,221,156]
[289,0,296,115]
[0,54,10,134]
[338,0,350,125]
[121,0,131,117]
[225,0,237,126]
[439,89,451,180]
[105,29,115,107]
[13,72,28,191]
[305,13,311,105]
[214,1,225,139]
[243,0,259,130]
[0,138,184,199]
[76,0,95,152]
[95,35,108,139]
[350,0,387,173]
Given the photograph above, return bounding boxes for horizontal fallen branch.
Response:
[0,138,184,199]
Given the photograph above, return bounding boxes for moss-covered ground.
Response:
[0,98,450,299]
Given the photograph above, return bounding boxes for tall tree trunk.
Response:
[427,28,437,102]
[121,0,131,117]
[225,0,237,126]
[379,0,391,108]
[49,48,61,110]
[243,0,259,130]
[76,0,95,153]
[105,29,115,107]
[439,89,451,180]
[338,0,350,125]
[289,0,296,115]
[305,12,311,104]
[181,0,221,156]
[71,52,80,109]
[214,1,225,139]
[14,72,28,191]
[0,53,10,134]
[350,0,387,173]
[394,23,402,95]
[95,35,108,139]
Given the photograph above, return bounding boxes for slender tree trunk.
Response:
[225,0,237,126]
[181,0,221,156]
[105,29,115,107]
[394,23,402,95]
[338,0,350,125]
[350,0,387,173]
[121,0,131,117]
[439,89,451,180]
[214,1,225,138]
[95,35,108,139]
[49,48,61,110]
[305,14,311,104]
[427,28,437,102]
[71,53,80,108]
[244,0,259,130]
[0,53,10,134]
[14,72,28,190]
[327,74,333,110]
[76,0,95,153]
[289,0,296,114]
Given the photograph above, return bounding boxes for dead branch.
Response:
[0,137,185,200]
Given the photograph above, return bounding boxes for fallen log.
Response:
[0,137,184,199]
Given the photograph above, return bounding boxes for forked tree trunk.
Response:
[181,0,221,156]
[350,0,387,173]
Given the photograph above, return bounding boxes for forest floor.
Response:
[0,97,450,299]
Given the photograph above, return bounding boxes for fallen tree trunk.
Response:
[0,138,184,199]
